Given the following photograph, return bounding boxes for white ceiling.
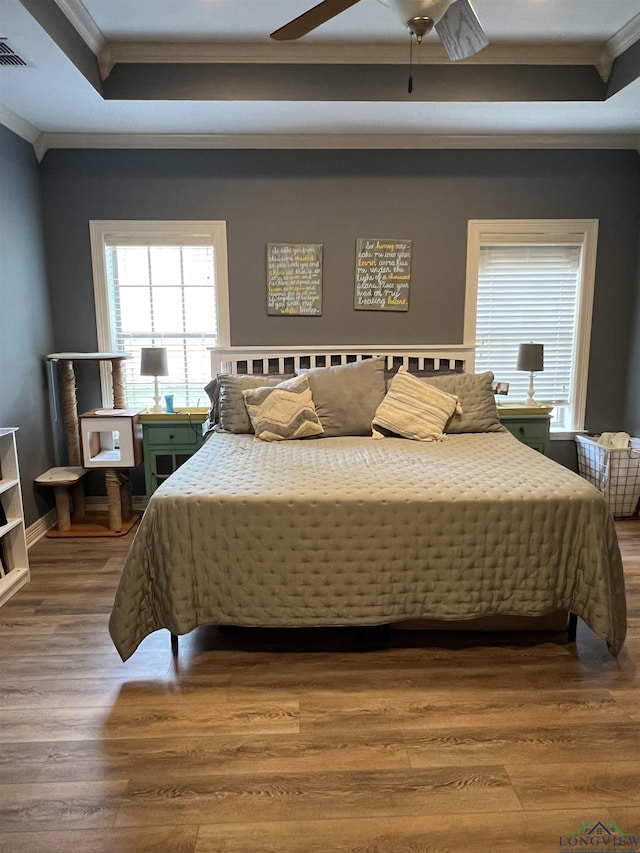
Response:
[1,0,639,157]
[81,0,640,42]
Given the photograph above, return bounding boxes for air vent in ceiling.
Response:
[0,38,30,67]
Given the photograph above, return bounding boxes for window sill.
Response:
[550,429,588,441]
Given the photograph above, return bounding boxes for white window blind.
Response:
[91,221,229,410]
[475,243,583,429]
[467,220,597,433]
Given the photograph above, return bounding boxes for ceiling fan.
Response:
[270,0,489,62]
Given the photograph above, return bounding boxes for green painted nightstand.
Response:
[498,405,552,455]
[140,409,209,498]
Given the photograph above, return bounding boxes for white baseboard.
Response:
[84,496,148,511]
[26,509,57,547]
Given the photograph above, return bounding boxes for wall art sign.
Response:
[354,238,412,312]
[266,243,323,316]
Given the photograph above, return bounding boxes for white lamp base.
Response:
[524,371,538,406]
[150,376,164,413]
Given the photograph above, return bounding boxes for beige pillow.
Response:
[372,366,462,441]
[243,374,324,442]
[297,357,386,436]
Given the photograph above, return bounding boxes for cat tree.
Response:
[43,352,140,535]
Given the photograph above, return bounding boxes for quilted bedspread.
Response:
[109,431,627,660]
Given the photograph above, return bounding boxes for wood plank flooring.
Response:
[0,521,639,852]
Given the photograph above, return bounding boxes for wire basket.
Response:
[575,434,640,518]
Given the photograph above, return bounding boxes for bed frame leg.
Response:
[567,613,578,643]
[171,632,179,656]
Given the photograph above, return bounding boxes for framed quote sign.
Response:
[266,243,323,316]
[354,238,412,311]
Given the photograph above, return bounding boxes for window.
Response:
[465,220,598,432]
[90,221,230,409]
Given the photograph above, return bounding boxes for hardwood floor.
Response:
[0,521,639,852]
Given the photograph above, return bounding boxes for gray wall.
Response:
[39,148,640,444]
[0,125,56,525]
[0,139,636,520]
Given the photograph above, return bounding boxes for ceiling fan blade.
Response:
[270,0,363,41]
[435,0,488,61]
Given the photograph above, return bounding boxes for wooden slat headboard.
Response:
[210,345,475,377]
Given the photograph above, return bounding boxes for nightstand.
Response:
[498,406,552,455]
[140,409,209,498]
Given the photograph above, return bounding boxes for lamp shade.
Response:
[140,347,168,377]
[517,343,544,373]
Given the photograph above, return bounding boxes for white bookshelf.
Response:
[0,428,30,606]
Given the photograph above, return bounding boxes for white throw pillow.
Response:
[372,366,462,441]
[243,374,324,442]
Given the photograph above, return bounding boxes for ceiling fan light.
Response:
[379,0,453,27]
[407,16,434,41]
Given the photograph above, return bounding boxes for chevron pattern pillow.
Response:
[243,374,324,442]
[372,366,462,441]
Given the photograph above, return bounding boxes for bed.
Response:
[109,346,627,661]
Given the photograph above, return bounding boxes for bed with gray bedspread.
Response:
[109,430,627,661]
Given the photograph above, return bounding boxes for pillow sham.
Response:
[243,374,324,442]
[372,366,462,441]
[297,357,386,437]
[216,373,293,433]
[204,378,220,426]
[421,371,503,433]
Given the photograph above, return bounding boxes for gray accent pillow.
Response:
[217,373,293,433]
[297,357,386,437]
[204,378,220,425]
[421,371,503,433]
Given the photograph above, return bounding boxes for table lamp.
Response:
[517,342,544,406]
[140,347,169,413]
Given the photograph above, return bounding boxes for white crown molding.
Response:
[98,42,113,80]
[33,131,640,161]
[595,52,613,82]
[52,0,106,55]
[607,11,640,59]
[102,40,605,76]
[597,10,640,81]
[0,103,40,144]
